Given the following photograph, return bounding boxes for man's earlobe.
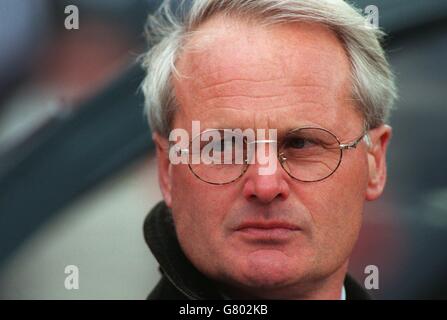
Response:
[365,125,392,201]
[153,133,173,207]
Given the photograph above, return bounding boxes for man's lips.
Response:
[236,221,301,230]
[234,221,301,240]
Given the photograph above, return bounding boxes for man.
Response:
[141,0,396,300]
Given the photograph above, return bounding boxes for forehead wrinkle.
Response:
[181,58,347,113]
[197,78,334,102]
[198,77,284,91]
[189,54,337,87]
[198,102,339,128]
[199,84,342,115]
[181,36,348,92]
[190,70,339,109]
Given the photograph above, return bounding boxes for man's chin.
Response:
[229,249,307,289]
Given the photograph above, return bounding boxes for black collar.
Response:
[144,201,371,300]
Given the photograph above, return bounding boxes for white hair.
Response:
[141,0,397,137]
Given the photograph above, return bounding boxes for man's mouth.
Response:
[235,221,301,241]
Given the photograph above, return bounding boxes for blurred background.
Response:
[0,0,446,299]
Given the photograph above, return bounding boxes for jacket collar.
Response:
[144,201,370,300]
[144,201,223,299]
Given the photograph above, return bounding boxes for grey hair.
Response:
[141,0,397,137]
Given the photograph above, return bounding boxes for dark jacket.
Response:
[143,201,371,300]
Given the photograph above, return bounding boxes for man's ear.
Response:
[365,124,392,201]
[153,132,173,207]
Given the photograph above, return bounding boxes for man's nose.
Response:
[242,158,290,204]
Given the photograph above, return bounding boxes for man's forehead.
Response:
[172,15,357,134]
[176,15,350,87]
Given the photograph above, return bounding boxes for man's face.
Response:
[155,16,391,298]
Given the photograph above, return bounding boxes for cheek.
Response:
[169,164,232,267]
[170,165,213,232]
[300,155,368,260]
[170,165,230,220]
[327,150,369,214]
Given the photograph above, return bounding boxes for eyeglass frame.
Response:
[170,125,372,185]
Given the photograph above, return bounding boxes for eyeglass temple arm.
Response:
[247,140,277,145]
[339,132,371,150]
[170,145,190,156]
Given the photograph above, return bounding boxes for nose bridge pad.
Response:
[279,152,287,164]
[278,151,290,174]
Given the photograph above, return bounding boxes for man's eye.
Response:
[285,137,314,149]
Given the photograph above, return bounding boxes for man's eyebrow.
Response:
[197,113,253,129]
[277,121,326,131]
[201,125,252,131]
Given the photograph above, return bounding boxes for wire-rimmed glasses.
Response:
[172,127,370,185]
